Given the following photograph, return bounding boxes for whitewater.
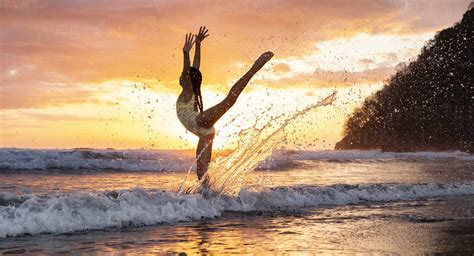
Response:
[1,94,473,253]
[1,148,473,238]
[1,148,472,172]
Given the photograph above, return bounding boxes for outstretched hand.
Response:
[183,33,195,52]
[195,26,209,43]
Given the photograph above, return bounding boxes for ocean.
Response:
[0,148,473,254]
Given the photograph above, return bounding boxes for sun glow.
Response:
[258,32,434,82]
[8,69,18,76]
[0,73,383,150]
[2,0,468,150]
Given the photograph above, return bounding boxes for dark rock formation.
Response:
[336,8,473,153]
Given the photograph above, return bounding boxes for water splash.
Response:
[178,92,336,196]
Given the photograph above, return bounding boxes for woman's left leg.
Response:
[196,51,274,129]
[196,133,214,180]
[196,67,258,129]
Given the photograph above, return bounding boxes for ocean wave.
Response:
[0,148,193,172]
[258,150,474,169]
[1,182,473,237]
[287,149,473,162]
[0,148,471,172]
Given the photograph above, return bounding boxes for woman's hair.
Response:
[189,67,203,112]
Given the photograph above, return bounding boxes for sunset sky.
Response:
[1,0,471,150]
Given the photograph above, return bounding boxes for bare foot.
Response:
[252,51,274,71]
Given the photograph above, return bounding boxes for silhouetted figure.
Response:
[176,26,274,181]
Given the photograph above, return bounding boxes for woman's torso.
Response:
[176,91,215,137]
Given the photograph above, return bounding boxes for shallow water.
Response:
[1,197,473,254]
[1,149,473,254]
[2,157,472,195]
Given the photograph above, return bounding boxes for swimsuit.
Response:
[176,95,215,137]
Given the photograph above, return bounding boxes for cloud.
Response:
[250,32,433,89]
[0,65,98,109]
[256,66,397,88]
[1,0,470,110]
[1,0,471,149]
[17,111,104,122]
[273,63,291,74]
[359,58,375,65]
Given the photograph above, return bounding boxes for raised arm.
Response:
[192,26,209,69]
[182,33,194,74]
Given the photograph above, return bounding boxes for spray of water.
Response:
[178,92,336,196]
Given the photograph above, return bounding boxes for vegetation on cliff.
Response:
[336,8,473,152]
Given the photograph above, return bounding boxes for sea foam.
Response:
[1,148,471,173]
[1,182,473,238]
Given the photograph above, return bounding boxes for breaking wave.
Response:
[0,148,471,172]
[0,149,193,172]
[1,182,473,238]
[258,149,474,169]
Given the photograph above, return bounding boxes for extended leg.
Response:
[196,68,256,128]
[196,51,274,128]
[196,133,214,180]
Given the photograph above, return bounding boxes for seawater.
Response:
[0,155,473,253]
[1,91,473,253]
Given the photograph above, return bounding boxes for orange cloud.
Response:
[273,63,291,74]
[255,66,396,88]
[1,0,470,149]
[2,0,468,99]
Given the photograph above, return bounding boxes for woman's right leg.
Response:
[196,51,274,128]
[196,133,214,180]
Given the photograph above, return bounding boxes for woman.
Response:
[176,26,273,181]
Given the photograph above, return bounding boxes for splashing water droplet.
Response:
[178,92,337,197]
